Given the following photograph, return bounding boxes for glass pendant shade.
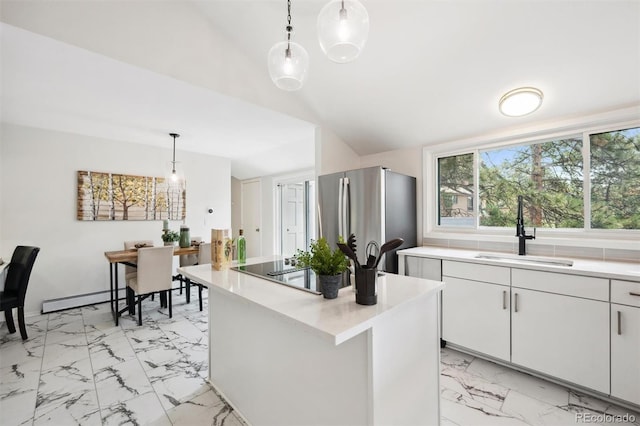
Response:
[317,0,369,63]
[166,161,184,188]
[268,40,309,91]
[165,133,184,188]
[499,87,544,117]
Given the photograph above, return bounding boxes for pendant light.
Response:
[317,0,369,63]
[167,132,184,186]
[499,87,544,117]
[268,0,309,91]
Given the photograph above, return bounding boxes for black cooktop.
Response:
[231,260,349,295]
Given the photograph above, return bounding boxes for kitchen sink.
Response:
[474,253,574,267]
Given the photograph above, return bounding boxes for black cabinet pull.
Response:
[617,311,622,335]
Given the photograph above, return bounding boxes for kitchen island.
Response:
[178,257,444,426]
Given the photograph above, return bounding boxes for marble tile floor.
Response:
[0,288,244,426]
[440,349,640,426]
[1,288,639,426]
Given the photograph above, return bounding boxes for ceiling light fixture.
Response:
[499,87,544,117]
[317,0,369,63]
[268,0,309,91]
[167,132,183,185]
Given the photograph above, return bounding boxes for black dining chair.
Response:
[0,246,40,340]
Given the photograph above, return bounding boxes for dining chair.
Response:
[176,236,201,298]
[193,243,211,311]
[175,241,210,311]
[0,246,40,340]
[123,240,155,312]
[126,246,174,326]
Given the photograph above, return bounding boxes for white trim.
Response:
[583,131,591,232]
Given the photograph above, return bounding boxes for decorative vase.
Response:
[211,228,232,270]
[179,225,190,248]
[319,274,342,299]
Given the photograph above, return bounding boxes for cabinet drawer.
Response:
[404,256,442,281]
[442,260,510,285]
[612,280,640,307]
[512,269,608,301]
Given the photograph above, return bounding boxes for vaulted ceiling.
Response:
[1,1,639,179]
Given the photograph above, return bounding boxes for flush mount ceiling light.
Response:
[268,0,309,91]
[167,132,184,185]
[317,0,369,63]
[499,87,544,117]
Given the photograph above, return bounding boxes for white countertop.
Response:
[398,246,640,282]
[178,256,444,345]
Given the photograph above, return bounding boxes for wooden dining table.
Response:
[104,245,199,325]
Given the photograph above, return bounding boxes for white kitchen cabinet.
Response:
[403,256,441,281]
[399,247,640,406]
[442,260,510,361]
[511,288,610,394]
[442,276,510,361]
[402,256,444,343]
[611,280,640,406]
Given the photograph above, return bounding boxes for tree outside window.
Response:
[590,127,640,229]
[435,125,640,231]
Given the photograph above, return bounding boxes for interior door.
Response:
[241,179,261,258]
[281,183,305,257]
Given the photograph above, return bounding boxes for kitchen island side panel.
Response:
[371,291,440,426]
[208,286,370,426]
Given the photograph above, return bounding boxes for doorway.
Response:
[277,179,316,257]
[241,179,262,258]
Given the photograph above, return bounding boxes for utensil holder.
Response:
[355,266,377,305]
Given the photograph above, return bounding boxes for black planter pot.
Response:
[319,274,342,299]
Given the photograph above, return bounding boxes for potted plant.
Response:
[161,230,180,246]
[296,238,349,299]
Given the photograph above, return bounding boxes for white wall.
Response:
[316,127,360,175]
[0,123,231,316]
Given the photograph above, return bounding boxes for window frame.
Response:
[425,119,640,240]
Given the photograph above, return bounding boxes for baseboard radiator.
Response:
[42,288,127,314]
[40,282,201,314]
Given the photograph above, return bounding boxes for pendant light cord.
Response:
[169,133,180,173]
[286,0,293,51]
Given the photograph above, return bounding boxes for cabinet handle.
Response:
[630,292,640,297]
[514,293,519,313]
[503,290,507,310]
[617,311,622,335]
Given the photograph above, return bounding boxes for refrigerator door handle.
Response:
[344,177,350,238]
[338,178,344,238]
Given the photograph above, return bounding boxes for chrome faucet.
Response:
[516,195,536,255]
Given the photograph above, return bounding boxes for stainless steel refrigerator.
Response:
[317,166,417,274]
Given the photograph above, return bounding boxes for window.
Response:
[436,125,640,231]
[438,153,474,227]
[480,137,583,228]
[590,127,640,229]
